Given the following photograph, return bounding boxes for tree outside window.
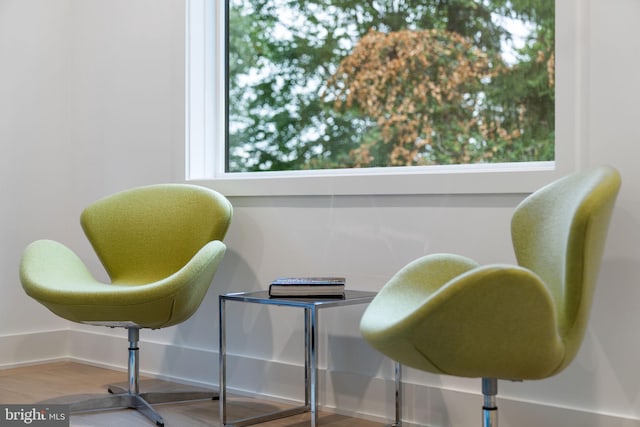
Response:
[227,0,555,173]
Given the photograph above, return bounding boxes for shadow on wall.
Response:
[591,256,640,404]
[154,200,264,375]
[169,201,269,349]
[589,204,640,411]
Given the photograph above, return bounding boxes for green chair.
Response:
[360,166,621,427]
[20,184,232,427]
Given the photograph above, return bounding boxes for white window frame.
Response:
[186,0,586,196]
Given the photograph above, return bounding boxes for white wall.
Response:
[1,0,640,426]
[0,0,186,362]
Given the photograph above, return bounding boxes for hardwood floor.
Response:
[0,361,385,426]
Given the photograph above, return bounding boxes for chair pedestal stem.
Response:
[482,378,498,427]
[124,327,164,426]
[128,328,140,396]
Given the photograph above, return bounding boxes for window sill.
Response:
[188,161,569,196]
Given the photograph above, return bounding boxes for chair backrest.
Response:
[80,184,232,285]
[511,166,620,370]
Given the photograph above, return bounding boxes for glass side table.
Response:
[219,290,402,427]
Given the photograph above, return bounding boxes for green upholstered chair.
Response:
[360,166,621,427]
[20,184,232,427]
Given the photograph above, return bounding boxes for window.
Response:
[186,0,584,196]
[228,0,554,172]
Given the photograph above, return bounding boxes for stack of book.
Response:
[268,277,346,298]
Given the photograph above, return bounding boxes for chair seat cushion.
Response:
[20,239,226,329]
[360,253,566,380]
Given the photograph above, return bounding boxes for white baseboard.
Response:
[1,329,638,427]
[0,330,70,369]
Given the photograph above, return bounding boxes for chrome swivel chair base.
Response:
[65,384,218,427]
[107,383,218,404]
[68,393,165,426]
[66,328,218,427]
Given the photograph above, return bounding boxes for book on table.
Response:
[268,277,346,298]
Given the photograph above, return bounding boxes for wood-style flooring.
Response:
[0,361,384,426]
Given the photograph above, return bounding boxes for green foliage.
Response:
[227,0,555,172]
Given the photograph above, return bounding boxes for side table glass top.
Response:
[220,290,378,308]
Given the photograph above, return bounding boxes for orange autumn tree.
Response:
[326,28,526,167]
